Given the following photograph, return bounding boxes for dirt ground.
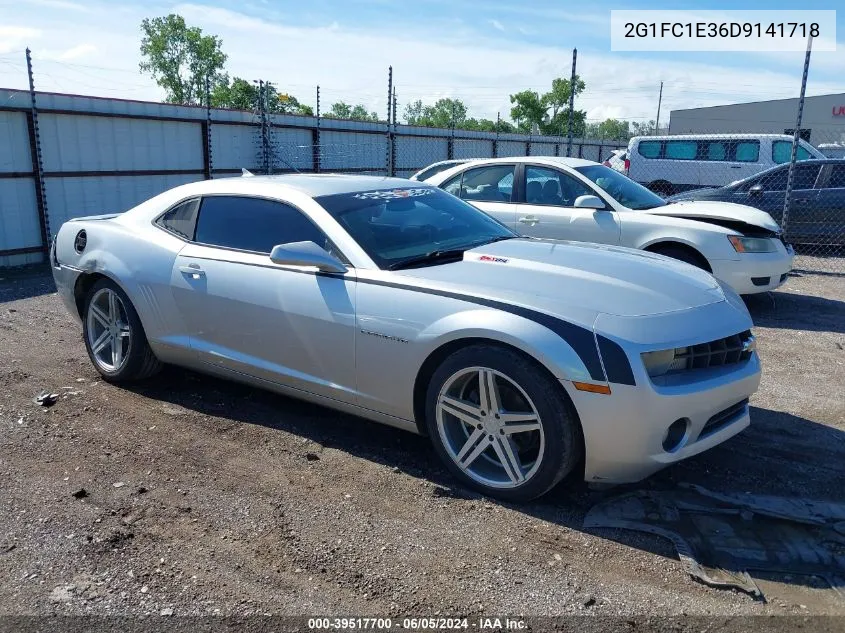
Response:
[0,266,843,623]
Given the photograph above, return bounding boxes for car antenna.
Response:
[241,168,254,177]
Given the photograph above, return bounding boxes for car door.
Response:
[440,163,517,227]
[514,164,620,245]
[819,163,845,245]
[170,195,358,404]
[746,164,821,238]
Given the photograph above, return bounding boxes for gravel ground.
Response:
[0,266,843,622]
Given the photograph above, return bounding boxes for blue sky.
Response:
[0,0,842,124]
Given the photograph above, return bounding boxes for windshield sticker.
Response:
[353,188,434,201]
[478,255,509,263]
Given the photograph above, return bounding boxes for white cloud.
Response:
[489,19,505,32]
[0,26,41,54]
[22,0,89,10]
[0,2,842,126]
[57,43,97,60]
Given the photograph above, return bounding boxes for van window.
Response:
[772,140,811,164]
[665,141,697,160]
[734,141,760,162]
[637,141,661,158]
[705,142,727,161]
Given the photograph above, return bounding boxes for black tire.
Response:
[424,344,583,502]
[649,181,674,197]
[82,278,162,382]
[650,244,711,271]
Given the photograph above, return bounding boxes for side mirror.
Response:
[269,241,348,273]
[573,194,606,210]
[749,184,764,195]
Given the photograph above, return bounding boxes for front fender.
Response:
[417,308,598,384]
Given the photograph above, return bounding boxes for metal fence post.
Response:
[202,75,213,180]
[493,112,500,158]
[25,48,50,253]
[783,35,813,238]
[566,47,577,158]
[392,87,398,176]
[313,85,321,173]
[386,66,393,177]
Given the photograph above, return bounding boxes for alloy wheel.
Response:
[86,287,131,372]
[435,366,545,489]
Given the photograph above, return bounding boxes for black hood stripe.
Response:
[357,277,635,386]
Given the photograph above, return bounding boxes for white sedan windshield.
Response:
[575,165,667,210]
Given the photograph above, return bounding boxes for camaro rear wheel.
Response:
[82,278,162,381]
[425,344,582,501]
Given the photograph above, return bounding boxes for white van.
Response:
[627,134,825,195]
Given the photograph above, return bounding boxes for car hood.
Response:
[397,238,725,319]
[644,200,780,232]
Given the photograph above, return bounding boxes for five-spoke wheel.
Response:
[426,344,582,501]
[82,278,162,381]
[86,287,131,372]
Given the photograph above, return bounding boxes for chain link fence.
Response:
[622,132,844,274]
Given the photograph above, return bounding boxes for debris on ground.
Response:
[71,489,88,499]
[33,391,59,407]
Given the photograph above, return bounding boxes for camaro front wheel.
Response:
[425,344,583,501]
[82,278,162,382]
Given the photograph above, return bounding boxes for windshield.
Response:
[315,186,516,269]
[575,165,666,210]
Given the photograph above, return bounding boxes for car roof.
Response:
[181,173,426,198]
[454,156,599,169]
[630,134,809,141]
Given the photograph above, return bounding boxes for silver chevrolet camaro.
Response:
[51,174,761,501]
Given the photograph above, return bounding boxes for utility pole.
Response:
[782,35,814,239]
[655,81,663,135]
[566,47,577,157]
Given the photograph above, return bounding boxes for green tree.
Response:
[402,98,468,128]
[585,118,631,140]
[139,14,227,105]
[211,77,313,115]
[324,101,379,121]
[509,90,545,134]
[631,120,657,136]
[508,76,587,136]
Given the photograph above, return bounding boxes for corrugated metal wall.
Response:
[0,88,625,267]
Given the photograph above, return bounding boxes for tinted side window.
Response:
[156,198,200,240]
[195,196,327,253]
[734,141,760,162]
[637,141,661,158]
[449,165,515,202]
[705,141,727,161]
[772,140,811,164]
[829,165,845,188]
[665,141,697,160]
[525,166,592,206]
[793,164,821,189]
[759,168,789,191]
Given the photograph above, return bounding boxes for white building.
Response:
[669,93,845,146]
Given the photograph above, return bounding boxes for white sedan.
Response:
[424,157,794,295]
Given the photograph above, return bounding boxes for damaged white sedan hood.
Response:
[643,200,781,233]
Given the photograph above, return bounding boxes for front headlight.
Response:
[641,347,691,377]
[728,235,776,253]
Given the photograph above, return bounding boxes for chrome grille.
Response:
[673,330,754,372]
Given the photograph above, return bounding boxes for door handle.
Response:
[179,264,205,279]
[519,216,539,225]
[730,165,742,169]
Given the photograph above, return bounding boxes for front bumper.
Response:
[564,299,760,484]
[710,243,794,295]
